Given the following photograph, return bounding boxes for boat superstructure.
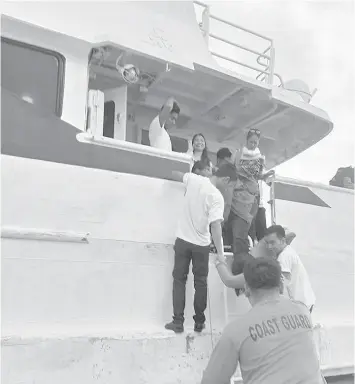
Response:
[1,1,332,170]
[1,2,349,384]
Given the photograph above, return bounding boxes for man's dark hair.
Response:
[217,147,232,160]
[264,225,286,239]
[243,257,281,290]
[171,102,180,115]
[192,160,209,174]
[214,163,238,181]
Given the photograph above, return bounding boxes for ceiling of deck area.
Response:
[89,45,333,169]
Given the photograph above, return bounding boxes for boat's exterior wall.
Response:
[2,155,353,382]
[271,180,354,370]
[1,1,218,71]
[1,327,348,384]
[1,155,229,336]
[1,154,230,383]
[1,333,221,384]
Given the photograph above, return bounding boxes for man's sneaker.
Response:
[194,322,205,333]
[165,321,184,333]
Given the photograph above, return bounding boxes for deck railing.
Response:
[194,1,283,86]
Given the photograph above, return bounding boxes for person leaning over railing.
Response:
[148,97,180,152]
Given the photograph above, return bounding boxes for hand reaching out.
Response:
[216,252,226,264]
[263,170,275,183]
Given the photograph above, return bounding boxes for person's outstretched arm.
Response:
[159,97,176,127]
[215,255,245,289]
[201,323,240,384]
[210,220,224,258]
[208,189,226,258]
[260,169,275,181]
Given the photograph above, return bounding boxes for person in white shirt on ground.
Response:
[263,225,316,312]
[201,257,325,384]
[165,163,238,334]
[213,225,313,312]
[250,227,297,259]
[148,97,180,152]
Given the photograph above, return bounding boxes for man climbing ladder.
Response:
[165,164,238,333]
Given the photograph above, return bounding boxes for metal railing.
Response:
[256,47,284,87]
[194,1,279,86]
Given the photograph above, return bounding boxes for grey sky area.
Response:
[203,0,354,183]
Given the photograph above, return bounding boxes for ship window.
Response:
[1,37,65,117]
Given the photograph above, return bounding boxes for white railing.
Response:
[76,132,192,164]
[194,1,281,86]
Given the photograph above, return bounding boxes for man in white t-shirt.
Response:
[263,225,316,312]
[148,97,180,152]
[165,164,238,333]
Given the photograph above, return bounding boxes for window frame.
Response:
[1,36,66,117]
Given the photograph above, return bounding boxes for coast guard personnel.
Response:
[201,257,325,384]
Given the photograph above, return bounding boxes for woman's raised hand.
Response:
[262,169,275,181]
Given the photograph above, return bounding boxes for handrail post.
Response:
[268,44,275,85]
[201,6,210,44]
[269,176,276,225]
